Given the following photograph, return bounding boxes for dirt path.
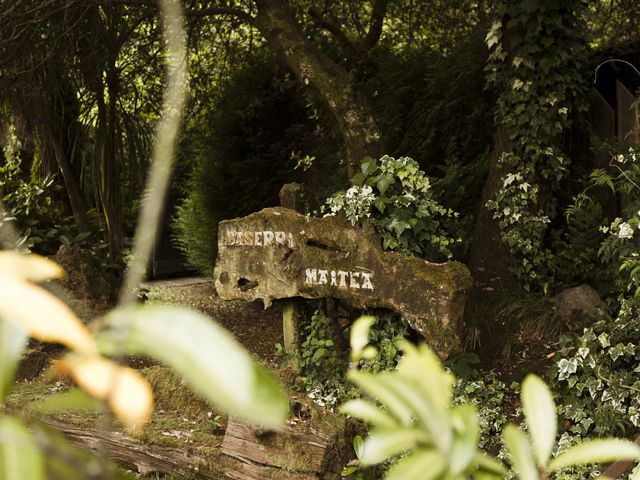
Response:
[143,278,284,366]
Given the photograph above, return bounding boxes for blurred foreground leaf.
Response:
[0,416,45,480]
[53,355,153,432]
[100,304,288,428]
[0,319,26,403]
[0,251,63,282]
[0,274,96,354]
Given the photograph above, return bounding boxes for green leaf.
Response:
[32,388,100,414]
[347,371,413,425]
[360,428,426,465]
[340,399,398,429]
[349,315,375,361]
[449,404,480,474]
[503,425,538,480]
[385,449,447,480]
[521,374,556,467]
[0,416,45,480]
[376,174,395,195]
[353,434,364,459]
[0,318,27,403]
[100,305,288,428]
[471,452,508,476]
[548,439,640,471]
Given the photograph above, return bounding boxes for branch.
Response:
[98,0,256,25]
[185,6,256,26]
[307,6,353,52]
[361,0,389,50]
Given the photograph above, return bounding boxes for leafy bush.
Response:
[341,317,640,480]
[0,123,72,254]
[324,155,460,261]
[173,54,342,273]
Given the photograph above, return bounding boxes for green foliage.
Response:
[173,54,342,273]
[551,300,640,438]
[299,309,411,409]
[324,156,460,260]
[299,310,347,407]
[485,0,589,291]
[376,28,495,248]
[342,318,640,479]
[0,124,72,254]
[452,371,511,451]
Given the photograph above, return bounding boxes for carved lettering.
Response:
[254,232,263,246]
[243,231,254,246]
[337,270,348,288]
[275,232,286,246]
[263,231,274,246]
[318,270,328,285]
[234,231,243,245]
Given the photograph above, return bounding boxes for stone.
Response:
[213,207,473,358]
[554,284,604,326]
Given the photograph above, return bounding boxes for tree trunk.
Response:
[253,0,382,178]
[51,135,91,234]
[467,129,519,296]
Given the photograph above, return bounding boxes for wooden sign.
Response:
[213,207,472,357]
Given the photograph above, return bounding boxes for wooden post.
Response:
[279,183,307,370]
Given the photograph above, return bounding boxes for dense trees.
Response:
[1,0,640,297]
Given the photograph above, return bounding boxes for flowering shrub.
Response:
[323,155,460,260]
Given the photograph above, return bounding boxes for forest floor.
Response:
[6,278,289,479]
[6,275,559,478]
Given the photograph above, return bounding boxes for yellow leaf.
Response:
[0,274,96,354]
[0,251,64,282]
[54,355,153,432]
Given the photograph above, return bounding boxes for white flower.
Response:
[618,222,634,239]
[617,154,626,163]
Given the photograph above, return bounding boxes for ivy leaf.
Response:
[376,174,395,195]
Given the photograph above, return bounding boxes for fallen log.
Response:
[46,421,218,479]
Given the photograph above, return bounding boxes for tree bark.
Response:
[253,0,382,178]
[51,134,91,234]
[467,128,519,295]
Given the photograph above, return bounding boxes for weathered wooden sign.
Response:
[214,207,472,357]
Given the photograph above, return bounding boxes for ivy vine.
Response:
[485,0,589,291]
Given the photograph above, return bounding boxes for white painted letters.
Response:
[304,269,374,291]
[224,229,294,248]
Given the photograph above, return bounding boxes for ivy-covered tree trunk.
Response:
[469,0,588,307]
[253,0,382,178]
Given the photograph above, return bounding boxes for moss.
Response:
[141,366,213,419]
